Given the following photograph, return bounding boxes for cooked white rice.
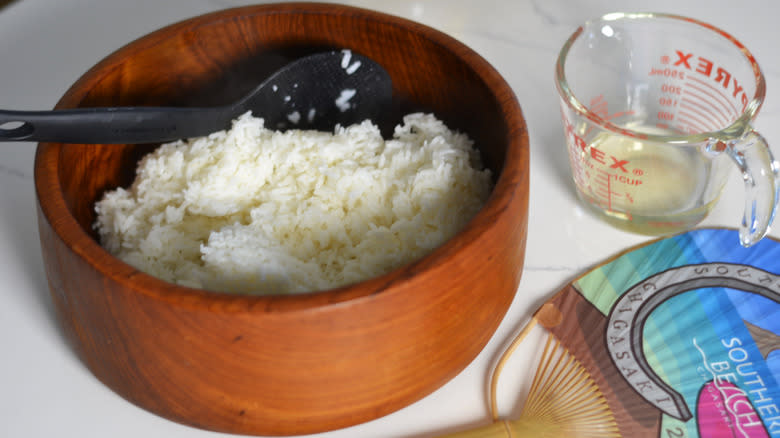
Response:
[94,112,492,294]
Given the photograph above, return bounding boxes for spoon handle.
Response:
[0,107,231,144]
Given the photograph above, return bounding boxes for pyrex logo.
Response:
[563,115,631,173]
[671,50,749,111]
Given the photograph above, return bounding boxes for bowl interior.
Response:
[51,4,514,290]
[34,5,528,434]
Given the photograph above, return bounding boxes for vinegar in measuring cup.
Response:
[557,13,779,246]
[572,123,722,235]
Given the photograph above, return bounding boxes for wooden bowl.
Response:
[34,3,529,436]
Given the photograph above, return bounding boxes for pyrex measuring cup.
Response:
[555,12,779,247]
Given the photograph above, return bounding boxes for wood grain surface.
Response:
[34,3,529,435]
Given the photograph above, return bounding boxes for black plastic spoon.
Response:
[0,50,392,143]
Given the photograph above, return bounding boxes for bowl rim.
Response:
[35,2,529,314]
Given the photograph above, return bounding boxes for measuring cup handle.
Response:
[726,129,780,247]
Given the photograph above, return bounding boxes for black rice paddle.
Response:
[0,50,392,143]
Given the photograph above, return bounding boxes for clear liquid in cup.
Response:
[572,125,721,235]
[557,13,778,245]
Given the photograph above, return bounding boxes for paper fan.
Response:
[438,228,780,437]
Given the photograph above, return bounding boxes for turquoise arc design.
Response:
[605,263,780,420]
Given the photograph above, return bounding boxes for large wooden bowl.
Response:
[34,3,529,436]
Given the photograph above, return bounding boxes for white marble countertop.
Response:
[2,0,780,437]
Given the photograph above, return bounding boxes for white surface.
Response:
[1,0,779,437]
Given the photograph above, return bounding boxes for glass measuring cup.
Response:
[555,12,779,246]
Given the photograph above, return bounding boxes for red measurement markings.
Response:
[584,95,636,139]
[569,152,587,188]
[679,98,722,132]
[675,113,707,134]
[668,49,750,112]
[652,50,748,134]
[681,92,729,128]
[594,169,621,211]
[590,95,609,120]
[686,75,740,117]
[677,75,741,134]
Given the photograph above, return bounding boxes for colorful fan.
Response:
[440,228,780,437]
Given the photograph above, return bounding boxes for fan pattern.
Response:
[439,229,780,437]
